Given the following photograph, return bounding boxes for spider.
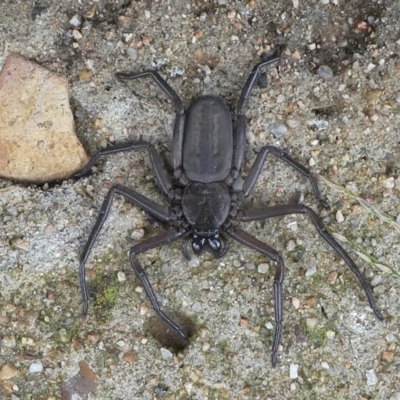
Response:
[75,52,383,366]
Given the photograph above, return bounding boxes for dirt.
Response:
[0,0,399,399]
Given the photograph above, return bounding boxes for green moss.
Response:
[299,318,335,349]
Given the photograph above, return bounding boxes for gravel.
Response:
[1,0,399,399]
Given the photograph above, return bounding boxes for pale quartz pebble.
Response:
[290,364,299,379]
[29,362,43,373]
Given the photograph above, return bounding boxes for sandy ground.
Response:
[1,0,400,399]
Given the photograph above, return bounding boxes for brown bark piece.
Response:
[0,53,88,183]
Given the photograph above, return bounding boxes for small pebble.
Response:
[0,336,16,348]
[265,322,274,329]
[289,363,299,379]
[336,210,345,223]
[365,369,378,386]
[72,29,83,40]
[189,257,200,268]
[161,348,173,360]
[321,361,330,369]
[286,239,296,251]
[306,317,318,328]
[390,393,400,400]
[123,351,135,364]
[317,65,334,80]
[382,177,394,189]
[269,121,287,138]
[117,271,126,282]
[127,47,138,61]
[204,76,212,85]
[305,261,317,277]
[245,262,255,270]
[161,264,170,274]
[370,275,382,286]
[0,362,18,379]
[29,362,43,373]
[257,263,269,274]
[69,15,82,28]
[386,333,398,343]
[326,330,335,339]
[292,297,300,309]
[192,302,202,312]
[327,271,338,284]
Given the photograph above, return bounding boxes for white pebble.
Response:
[29,362,43,373]
[286,239,296,251]
[204,76,212,85]
[321,361,330,369]
[305,261,317,277]
[386,333,398,343]
[366,369,378,386]
[371,275,382,286]
[257,263,269,274]
[365,63,376,73]
[382,177,394,189]
[336,210,345,223]
[69,15,82,28]
[117,271,126,282]
[306,317,318,328]
[292,297,300,309]
[161,348,173,360]
[269,120,287,138]
[161,264,170,274]
[189,257,200,268]
[127,47,138,61]
[245,262,255,270]
[289,363,299,379]
[326,330,335,339]
[265,322,274,329]
[192,302,202,312]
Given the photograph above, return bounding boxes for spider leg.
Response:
[73,141,174,199]
[79,184,175,316]
[240,146,329,209]
[232,53,282,177]
[239,204,384,320]
[116,70,186,176]
[226,226,284,367]
[130,228,189,341]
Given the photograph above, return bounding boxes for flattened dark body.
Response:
[183,96,233,183]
